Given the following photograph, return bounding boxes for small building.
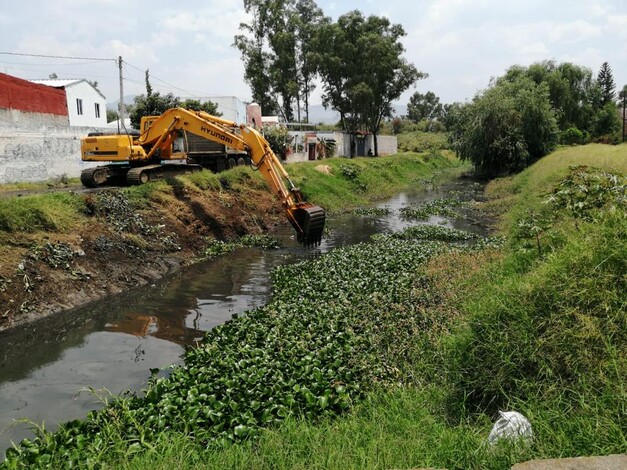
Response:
[200,96,247,124]
[29,78,107,128]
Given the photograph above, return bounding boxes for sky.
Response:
[1,0,626,111]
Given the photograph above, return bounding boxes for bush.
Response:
[560,127,587,145]
[397,131,449,153]
[262,125,292,160]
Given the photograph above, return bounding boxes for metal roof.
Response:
[29,78,84,87]
[28,78,107,100]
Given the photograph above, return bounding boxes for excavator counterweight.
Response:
[81,108,325,246]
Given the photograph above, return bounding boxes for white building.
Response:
[203,96,247,124]
[29,78,107,128]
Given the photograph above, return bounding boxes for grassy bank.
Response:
[3,145,625,468]
[0,152,460,330]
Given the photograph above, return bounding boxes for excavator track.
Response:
[80,167,111,188]
[126,164,203,185]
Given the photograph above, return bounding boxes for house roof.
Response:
[30,78,83,88]
[0,72,68,116]
[29,78,107,100]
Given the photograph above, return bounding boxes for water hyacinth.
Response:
[4,225,487,468]
[399,198,463,221]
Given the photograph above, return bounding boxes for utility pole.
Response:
[118,56,125,131]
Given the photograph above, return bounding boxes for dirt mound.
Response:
[0,182,283,331]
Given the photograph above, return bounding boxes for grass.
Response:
[0,152,461,235]
[287,152,462,212]
[112,143,626,469]
[3,144,625,468]
[107,387,527,470]
[0,192,87,233]
[484,143,627,231]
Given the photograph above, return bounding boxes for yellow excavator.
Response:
[80,108,325,246]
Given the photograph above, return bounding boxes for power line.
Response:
[0,59,109,67]
[0,51,116,62]
[123,60,210,98]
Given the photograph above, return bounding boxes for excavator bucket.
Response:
[290,204,326,247]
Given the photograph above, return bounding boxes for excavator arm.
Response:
[136,108,325,246]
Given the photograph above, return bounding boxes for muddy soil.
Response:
[0,181,283,332]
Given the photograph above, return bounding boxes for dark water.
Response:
[0,178,489,454]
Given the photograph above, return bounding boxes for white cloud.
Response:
[2,0,627,106]
[547,20,602,43]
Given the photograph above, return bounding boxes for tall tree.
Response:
[266,0,299,122]
[130,70,180,129]
[502,61,598,133]
[294,0,327,122]
[407,91,443,122]
[235,0,327,121]
[234,0,277,115]
[597,61,616,106]
[313,11,424,155]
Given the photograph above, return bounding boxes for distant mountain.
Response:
[106,95,137,111]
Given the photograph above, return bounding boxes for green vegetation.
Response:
[397,131,448,153]
[0,193,86,233]
[3,145,625,469]
[288,152,461,212]
[398,197,462,221]
[447,61,624,176]
[129,70,220,129]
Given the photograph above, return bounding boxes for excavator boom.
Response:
[81,108,325,246]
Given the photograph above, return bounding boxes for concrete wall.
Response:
[0,108,69,130]
[209,96,246,123]
[65,81,107,128]
[374,135,398,156]
[0,124,101,184]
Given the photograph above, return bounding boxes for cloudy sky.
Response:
[1,0,626,109]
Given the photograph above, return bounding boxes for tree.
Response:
[179,99,221,116]
[234,0,277,115]
[235,0,328,122]
[597,62,616,106]
[501,61,598,133]
[591,102,621,138]
[294,0,327,122]
[313,10,424,156]
[450,77,558,177]
[129,70,180,129]
[106,109,119,123]
[407,91,443,123]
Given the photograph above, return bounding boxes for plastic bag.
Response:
[488,411,533,444]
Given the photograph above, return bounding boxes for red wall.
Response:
[0,73,68,116]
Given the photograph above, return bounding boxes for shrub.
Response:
[560,127,585,145]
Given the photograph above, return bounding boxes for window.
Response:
[95,103,100,118]
[76,98,83,115]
